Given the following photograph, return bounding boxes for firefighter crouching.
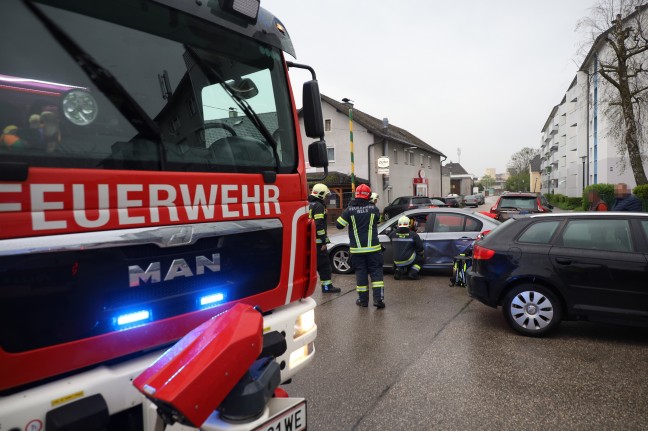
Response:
[308,184,341,293]
[336,184,385,309]
[388,216,424,280]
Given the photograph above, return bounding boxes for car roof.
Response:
[382,207,501,226]
[499,193,538,197]
[526,212,648,219]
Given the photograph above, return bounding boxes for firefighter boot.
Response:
[394,267,404,280]
[356,291,369,308]
[322,284,341,293]
[373,290,385,309]
[407,266,420,280]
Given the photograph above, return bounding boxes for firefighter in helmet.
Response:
[308,183,341,293]
[388,216,424,280]
[336,184,385,308]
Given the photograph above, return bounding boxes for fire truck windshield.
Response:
[0,0,297,174]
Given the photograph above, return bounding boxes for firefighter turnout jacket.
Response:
[336,198,381,253]
[388,227,424,267]
[308,195,329,245]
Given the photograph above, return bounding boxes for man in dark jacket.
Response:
[612,183,643,211]
[308,184,340,293]
[388,216,424,280]
[336,184,385,308]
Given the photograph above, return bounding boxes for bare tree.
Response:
[507,147,540,176]
[578,1,648,185]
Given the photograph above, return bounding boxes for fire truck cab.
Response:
[0,0,327,429]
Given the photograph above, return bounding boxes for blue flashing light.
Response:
[116,310,151,326]
[199,292,225,308]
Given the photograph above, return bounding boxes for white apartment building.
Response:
[540,9,648,196]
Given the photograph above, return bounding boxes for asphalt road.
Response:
[292,199,648,431]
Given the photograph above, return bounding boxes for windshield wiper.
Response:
[24,0,162,144]
[183,46,281,172]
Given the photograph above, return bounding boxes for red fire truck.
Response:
[0,0,328,429]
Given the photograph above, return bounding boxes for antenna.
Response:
[457,148,461,164]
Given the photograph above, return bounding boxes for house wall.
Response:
[300,102,443,211]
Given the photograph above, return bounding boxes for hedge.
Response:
[546,193,583,210]
[582,184,615,211]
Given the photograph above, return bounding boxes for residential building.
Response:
[299,94,445,211]
[540,7,648,197]
[444,162,474,196]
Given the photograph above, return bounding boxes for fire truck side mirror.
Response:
[302,80,324,139]
[308,140,328,169]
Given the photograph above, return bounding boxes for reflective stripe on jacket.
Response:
[308,195,329,244]
[336,198,381,253]
[388,227,424,266]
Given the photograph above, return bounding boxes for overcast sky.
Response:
[264,0,597,178]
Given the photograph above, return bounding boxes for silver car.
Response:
[328,208,501,274]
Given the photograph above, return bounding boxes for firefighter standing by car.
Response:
[336,184,385,308]
[309,184,341,293]
[388,216,424,280]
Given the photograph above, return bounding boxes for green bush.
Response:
[633,184,648,199]
[582,184,614,211]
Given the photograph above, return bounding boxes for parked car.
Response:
[429,198,449,208]
[432,196,463,208]
[328,208,500,274]
[489,192,552,221]
[476,193,485,205]
[467,213,648,336]
[464,195,479,207]
[383,196,435,220]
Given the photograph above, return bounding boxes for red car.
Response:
[489,193,553,221]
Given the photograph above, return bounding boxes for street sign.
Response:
[377,157,390,168]
[377,168,389,175]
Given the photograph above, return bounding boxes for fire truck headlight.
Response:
[289,342,314,369]
[62,89,98,126]
[293,309,315,339]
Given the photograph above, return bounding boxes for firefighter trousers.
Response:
[317,247,333,288]
[351,251,384,302]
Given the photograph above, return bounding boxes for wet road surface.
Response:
[290,271,648,431]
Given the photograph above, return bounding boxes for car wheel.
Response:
[503,284,561,337]
[330,246,353,274]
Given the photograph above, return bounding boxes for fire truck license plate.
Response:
[253,400,306,431]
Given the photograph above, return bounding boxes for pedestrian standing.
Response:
[587,189,608,211]
[388,216,424,280]
[308,184,341,293]
[336,184,385,308]
[612,183,642,211]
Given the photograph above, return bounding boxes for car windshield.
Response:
[1,0,297,173]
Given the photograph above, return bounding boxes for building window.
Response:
[408,151,414,165]
[420,154,424,166]
[428,156,432,168]
[327,147,335,162]
[324,119,331,132]
[393,149,398,164]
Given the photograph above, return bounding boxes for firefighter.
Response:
[336,184,385,308]
[388,216,424,280]
[308,183,341,293]
[369,192,379,205]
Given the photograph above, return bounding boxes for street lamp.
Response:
[342,98,355,192]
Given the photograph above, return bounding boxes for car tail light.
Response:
[536,198,546,212]
[472,244,495,260]
[428,205,438,208]
[476,230,491,241]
